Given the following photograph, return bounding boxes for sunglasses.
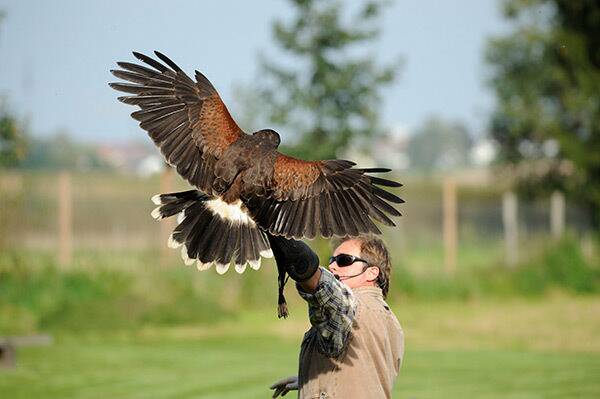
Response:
[328,253,368,267]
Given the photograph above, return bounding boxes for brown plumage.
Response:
[109,51,404,279]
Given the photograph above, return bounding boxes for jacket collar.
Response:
[351,285,383,298]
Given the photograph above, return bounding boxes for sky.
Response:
[0,0,509,144]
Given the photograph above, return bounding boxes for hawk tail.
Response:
[151,190,273,274]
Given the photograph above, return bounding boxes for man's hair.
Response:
[333,235,392,298]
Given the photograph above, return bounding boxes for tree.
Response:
[0,102,28,168]
[407,116,473,173]
[485,0,600,227]
[256,0,401,160]
[0,11,28,168]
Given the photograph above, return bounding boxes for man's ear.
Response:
[366,266,380,282]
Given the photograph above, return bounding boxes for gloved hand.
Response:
[267,235,320,282]
[270,375,298,397]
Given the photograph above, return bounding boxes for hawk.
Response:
[110,51,403,313]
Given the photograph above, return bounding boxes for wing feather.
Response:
[110,51,245,193]
[244,153,403,239]
[332,191,358,237]
[319,194,334,238]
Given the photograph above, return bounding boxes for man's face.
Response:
[329,239,379,290]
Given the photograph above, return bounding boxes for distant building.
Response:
[371,133,410,170]
[96,141,163,176]
[341,125,411,170]
[470,138,496,167]
[137,154,164,177]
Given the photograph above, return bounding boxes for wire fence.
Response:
[0,170,595,273]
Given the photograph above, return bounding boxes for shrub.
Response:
[0,250,231,335]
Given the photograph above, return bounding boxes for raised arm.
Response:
[297,267,356,357]
[268,235,357,357]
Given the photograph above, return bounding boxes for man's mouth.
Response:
[333,267,368,281]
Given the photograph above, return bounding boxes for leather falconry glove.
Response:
[267,234,320,318]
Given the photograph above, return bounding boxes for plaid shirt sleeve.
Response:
[296,267,357,358]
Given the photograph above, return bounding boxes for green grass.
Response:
[1,331,599,398]
[1,334,297,399]
[2,295,600,398]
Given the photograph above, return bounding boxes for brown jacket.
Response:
[298,286,404,398]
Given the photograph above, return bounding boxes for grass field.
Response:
[3,336,599,399]
[2,296,600,398]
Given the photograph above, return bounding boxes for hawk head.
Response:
[253,129,281,148]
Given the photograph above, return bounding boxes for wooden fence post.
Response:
[160,165,175,266]
[550,190,565,240]
[502,191,518,267]
[57,171,72,266]
[443,177,457,276]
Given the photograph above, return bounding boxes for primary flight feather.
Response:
[109,51,404,275]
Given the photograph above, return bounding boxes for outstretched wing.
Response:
[244,153,404,239]
[109,51,245,193]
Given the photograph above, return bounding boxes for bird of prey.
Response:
[109,51,403,312]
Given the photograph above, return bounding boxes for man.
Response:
[268,235,404,398]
